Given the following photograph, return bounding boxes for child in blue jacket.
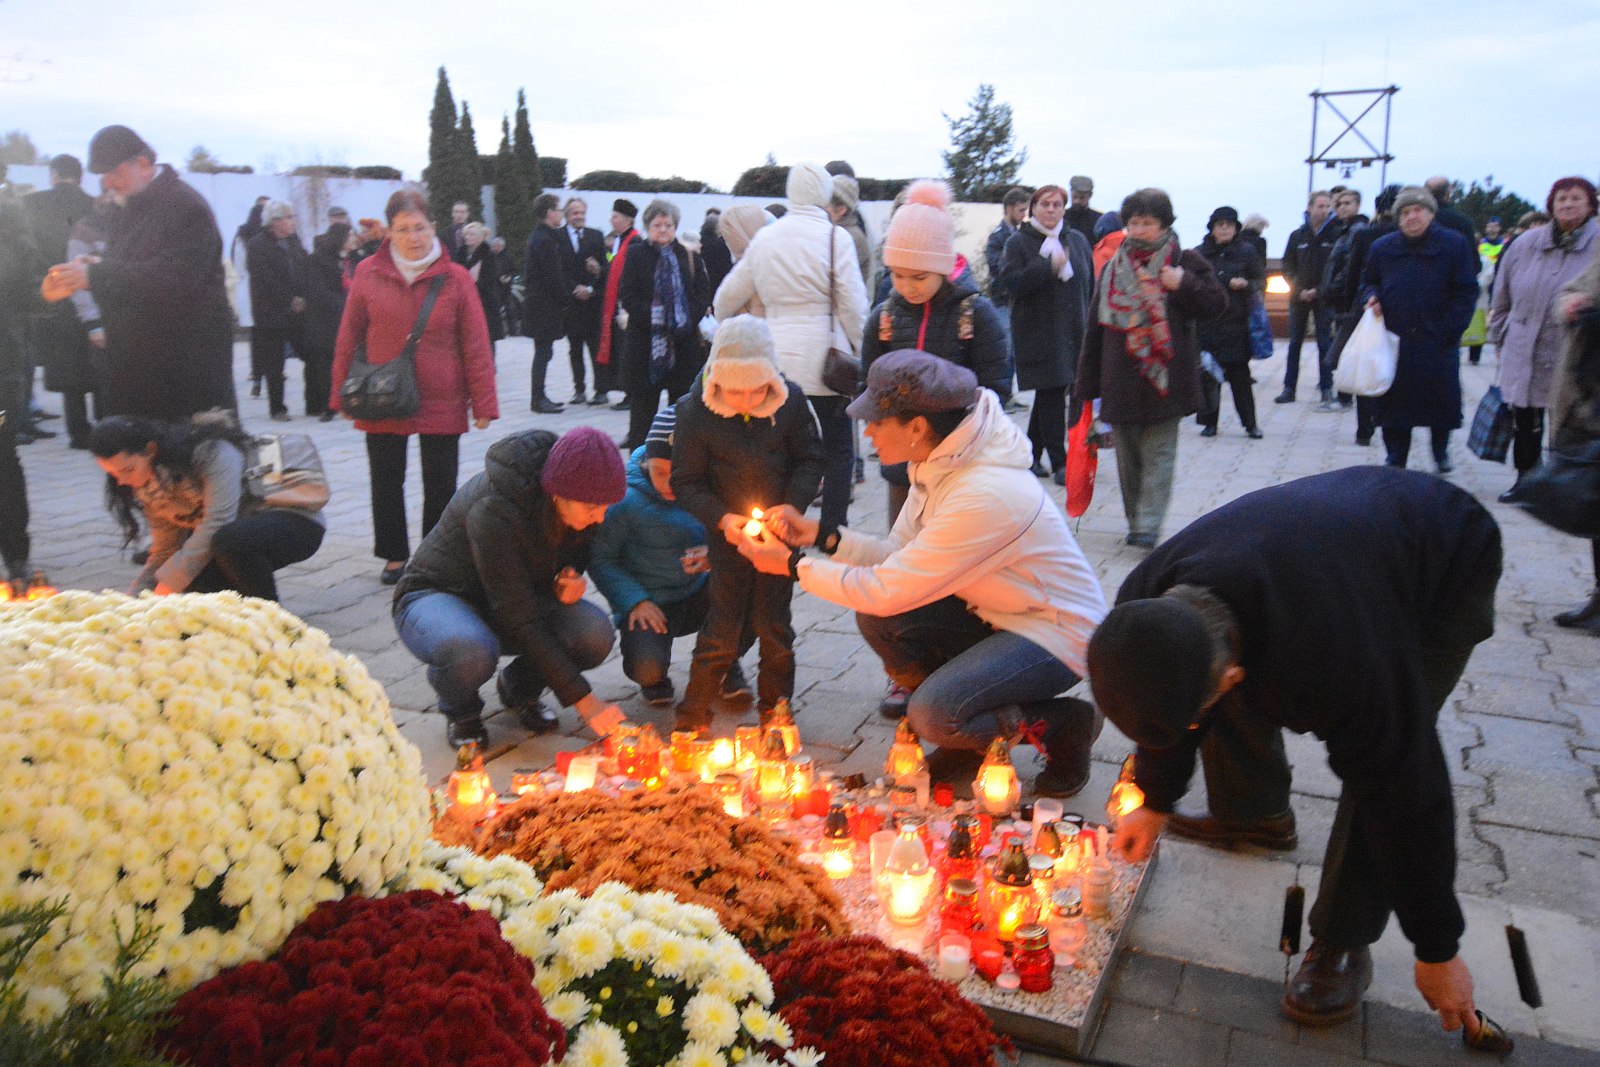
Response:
[590,407,751,706]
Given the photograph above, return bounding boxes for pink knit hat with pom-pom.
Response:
[882,179,955,275]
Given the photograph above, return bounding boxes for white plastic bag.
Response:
[699,313,718,344]
[1332,306,1400,397]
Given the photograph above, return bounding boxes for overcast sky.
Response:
[5,0,1597,245]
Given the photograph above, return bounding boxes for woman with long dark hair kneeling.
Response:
[91,413,325,600]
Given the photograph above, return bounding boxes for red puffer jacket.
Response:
[329,242,499,434]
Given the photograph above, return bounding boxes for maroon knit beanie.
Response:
[540,426,626,505]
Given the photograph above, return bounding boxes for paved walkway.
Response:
[16,336,1599,1065]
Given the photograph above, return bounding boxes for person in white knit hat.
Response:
[668,315,824,733]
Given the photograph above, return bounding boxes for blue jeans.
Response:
[394,589,614,721]
[1283,298,1333,392]
[857,596,1079,750]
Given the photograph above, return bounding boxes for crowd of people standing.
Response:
[8,120,1600,1049]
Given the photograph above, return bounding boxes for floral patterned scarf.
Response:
[1097,230,1178,396]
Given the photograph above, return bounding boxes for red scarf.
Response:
[597,228,638,367]
[1098,233,1177,396]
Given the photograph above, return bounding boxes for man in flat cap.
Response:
[41,125,236,420]
[1065,176,1102,245]
[1087,466,1500,1038]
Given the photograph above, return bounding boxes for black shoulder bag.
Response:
[820,222,863,397]
[339,275,447,420]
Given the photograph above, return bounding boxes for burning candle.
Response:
[1107,754,1146,828]
[563,755,601,793]
[509,767,539,796]
[974,736,1020,817]
[879,824,936,925]
[708,737,736,774]
[743,508,766,540]
[822,840,855,880]
[714,773,746,818]
[734,726,762,772]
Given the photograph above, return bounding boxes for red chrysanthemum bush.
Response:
[159,890,566,1067]
[762,932,1009,1067]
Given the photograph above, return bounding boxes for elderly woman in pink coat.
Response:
[1490,177,1598,502]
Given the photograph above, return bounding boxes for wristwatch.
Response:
[786,547,804,581]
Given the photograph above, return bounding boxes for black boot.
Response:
[1031,697,1104,798]
[1554,589,1600,630]
[1282,942,1372,1026]
[1497,472,1529,504]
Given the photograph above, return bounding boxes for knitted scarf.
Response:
[390,238,442,285]
[649,245,688,386]
[1098,230,1178,396]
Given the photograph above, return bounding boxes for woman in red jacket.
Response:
[330,189,499,584]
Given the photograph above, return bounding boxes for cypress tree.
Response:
[423,66,457,213]
[513,88,543,199]
[454,102,485,221]
[492,115,533,269]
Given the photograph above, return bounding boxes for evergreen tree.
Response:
[942,84,1028,202]
[513,88,543,199]
[1450,176,1538,237]
[423,66,458,207]
[454,102,485,221]
[493,115,533,269]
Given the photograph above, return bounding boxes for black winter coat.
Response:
[669,381,824,536]
[301,245,348,357]
[522,225,570,342]
[1281,219,1339,293]
[1193,235,1265,366]
[22,182,94,272]
[861,276,1013,398]
[460,244,506,343]
[245,229,308,332]
[87,165,236,420]
[1077,245,1227,425]
[1360,224,1480,429]
[1121,466,1501,964]
[619,238,710,377]
[1000,225,1094,391]
[394,430,604,707]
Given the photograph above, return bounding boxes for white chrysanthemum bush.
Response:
[0,591,431,1005]
[411,842,814,1067]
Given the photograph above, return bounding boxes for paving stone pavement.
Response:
[16,337,1599,1065]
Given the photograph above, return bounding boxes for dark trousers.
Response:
[1510,405,1545,472]
[251,324,302,416]
[567,323,604,394]
[1283,298,1333,392]
[856,594,1081,751]
[531,336,557,403]
[625,342,701,451]
[187,510,325,601]
[1026,386,1069,470]
[1381,426,1451,469]
[679,545,794,714]
[0,412,28,578]
[61,386,96,445]
[619,585,756,687]
[809,394,853,530]
[302,345,333,417]
[1198,362,1259,431]
[1308,646,1474,950]
[365,431,460,562]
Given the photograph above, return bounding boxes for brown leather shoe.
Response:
[1282,941,1372,1026]
[1164,807,1298,850]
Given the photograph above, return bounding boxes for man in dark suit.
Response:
[244,200,308,420]
[22,154,94,444]
[523,193,571,414]
[559,198,609,405]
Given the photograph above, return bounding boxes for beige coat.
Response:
[1553,253,1600,445]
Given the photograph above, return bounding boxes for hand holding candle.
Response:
[743,508,767,541]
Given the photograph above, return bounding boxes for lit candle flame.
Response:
[743,507,765,540]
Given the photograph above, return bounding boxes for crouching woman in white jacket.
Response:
[738,350,1109,797]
